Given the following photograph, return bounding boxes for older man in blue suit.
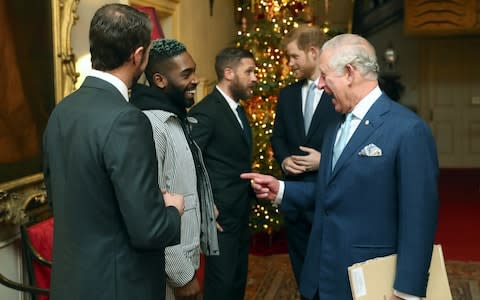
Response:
[242,33,439,300]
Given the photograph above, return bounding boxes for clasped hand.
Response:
[282,146,320,175]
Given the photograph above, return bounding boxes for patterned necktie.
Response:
[332,112,353,169]
[236,105,252,145]
[303,82,317,133]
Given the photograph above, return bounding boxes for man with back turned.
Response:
[43,4,184,300]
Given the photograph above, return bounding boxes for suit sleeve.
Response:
[103,109,181,249]
[283,181,316,211]
[393,120,439,296]
[270,91,290,165]
[188,106,214,151]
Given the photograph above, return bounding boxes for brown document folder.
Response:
[348,244,452,299]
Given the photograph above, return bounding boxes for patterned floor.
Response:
[446,260,480,300]
[245,254,480,300]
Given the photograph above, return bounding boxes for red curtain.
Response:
[134,6,165,40]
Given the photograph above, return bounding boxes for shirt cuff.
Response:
[393,289,421,300]
[274,181,285,205]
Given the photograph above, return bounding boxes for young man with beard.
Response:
[43,5,183,300]
[270,25,341,288]
[130,39,219,300]
[188,47,257,300]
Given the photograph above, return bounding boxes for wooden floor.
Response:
[244,254,480,300]
[245,254,300,300]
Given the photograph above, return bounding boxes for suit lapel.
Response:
[306,91,331,141]
[293,81,307,140]
[329,95,390,181]
[212,89,251,148]
[323,122,341,182]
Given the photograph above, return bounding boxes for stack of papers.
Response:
[348,244,452,300]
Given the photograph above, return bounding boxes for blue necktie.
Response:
[303,82,317,133]
[332,113,353,169]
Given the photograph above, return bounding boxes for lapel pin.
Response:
[364,120,370,126]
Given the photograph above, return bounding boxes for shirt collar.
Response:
[89,69,130,102]
[305,77,319,88]
[216,85,239,110]
[351,85,382,120]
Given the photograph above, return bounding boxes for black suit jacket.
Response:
[43,76,181,300]
[188,88,254,234]
[271,80,341,181]
[271,80,341,218]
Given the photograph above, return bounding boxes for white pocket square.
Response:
[358,143,382,157]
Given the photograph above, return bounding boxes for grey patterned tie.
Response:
[304,82,316,133]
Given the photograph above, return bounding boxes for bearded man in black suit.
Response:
[188,47,257,300]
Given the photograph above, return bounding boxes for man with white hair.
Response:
[242,33,439,300]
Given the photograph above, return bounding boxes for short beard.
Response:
[185,98,194,108]
[230,79,250,101]
[164,83,192,109]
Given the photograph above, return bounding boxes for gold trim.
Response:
[0,1,80,229]
[52,0,81,103]
[0,174,46,225]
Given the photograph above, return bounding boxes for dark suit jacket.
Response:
[284,94,439,299]
[271,80,341,218]
[188,88,253,234]
[43,76,181,300]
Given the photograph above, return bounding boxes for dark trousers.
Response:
[203,230,249,300]
[284,213,312,286]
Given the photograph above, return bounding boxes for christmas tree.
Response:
[234,0,315,234]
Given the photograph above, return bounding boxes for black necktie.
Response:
[236,105,252,145]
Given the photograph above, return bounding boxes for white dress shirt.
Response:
[216,85,244,129]
[89,69,130,102]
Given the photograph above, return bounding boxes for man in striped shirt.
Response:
[130,39,219,300]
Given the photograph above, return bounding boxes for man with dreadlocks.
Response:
[130,39,219,300]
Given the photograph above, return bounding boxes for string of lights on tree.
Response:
[234,0,314,234]
[235,0,344,234]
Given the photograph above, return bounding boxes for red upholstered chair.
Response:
[20,217,53,300]
[0,217,52,299]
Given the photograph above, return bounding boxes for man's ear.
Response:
[345,64,355,84]
[308,46,319,59]
[132,46,145,66]
[153,72,168,89]
[224,67,234,81]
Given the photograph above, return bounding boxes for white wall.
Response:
[72,0,237,91]
[0,238,25,300]
[176,0,237,86]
